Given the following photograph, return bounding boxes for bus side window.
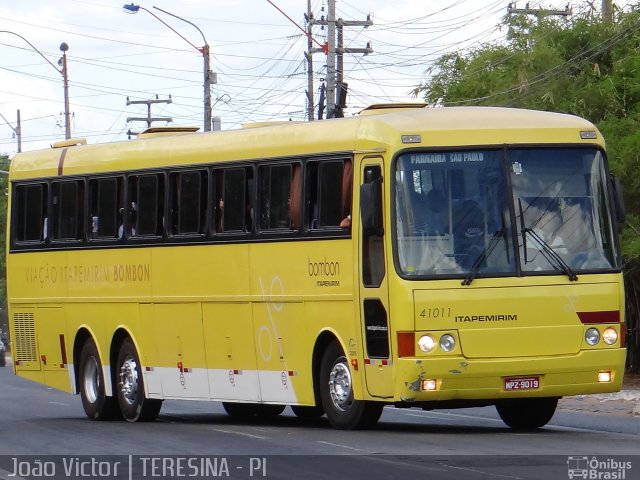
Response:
[361,165,385,288]
[89,177,122,240]
[14,183,47,243]
[258,163,293,230]
[305,158,351,230]
[290,163,302,231]
[217,167,249,233]
[170,170,207,236]
[128,174,164,237]
[52,180,84,241]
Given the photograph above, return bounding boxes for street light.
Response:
[123,3,214,132]
[0,31,71,139]
[59,42,71,140]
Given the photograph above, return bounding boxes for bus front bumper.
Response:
[393,348,626,403]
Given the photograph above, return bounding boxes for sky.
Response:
[0,0,561,156]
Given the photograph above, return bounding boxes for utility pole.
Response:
[0,109,21,153]
[126,95,173,136]
[602,0,613,23]
[304,0,315,122]
[309,0,372,119]
[506,2,571,18]
[59,43,71,140]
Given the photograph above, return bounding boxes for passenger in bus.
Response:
[452,199,485,269]
[118,201,137,238]
[412,188,448,235]
[525,200,567,269]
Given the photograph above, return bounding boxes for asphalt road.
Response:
[0,366,638,480]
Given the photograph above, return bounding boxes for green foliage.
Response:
[414,6,640,258]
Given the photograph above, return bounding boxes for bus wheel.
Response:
[496,397,558,430]
[319,342,383,430]
[78,339,119,421]
[116,338,162,422]
[222,402,258,418]
[291,405,324,419]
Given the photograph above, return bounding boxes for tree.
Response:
[414,5,640,371]
[413,5,640,258]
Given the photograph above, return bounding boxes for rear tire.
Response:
[78,338,119,421]
[319,341,383,430]
[496,397,558,430]
[115,338,161,422]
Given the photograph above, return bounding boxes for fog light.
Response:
[598,371,612,383]
[422,379,438,391]
[439,334,456,352]
[585,328,600,346]
[603,328,618,345]
[418,335,436,353]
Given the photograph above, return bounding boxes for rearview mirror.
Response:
[360,178,383,236]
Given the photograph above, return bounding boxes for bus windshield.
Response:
[394,147,619,279]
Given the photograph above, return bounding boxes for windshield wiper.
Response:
[525,228,578,281]
[461,230,505,286]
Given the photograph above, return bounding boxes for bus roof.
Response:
[9,106,602,180]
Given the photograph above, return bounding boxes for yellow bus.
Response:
[7,104,627,430]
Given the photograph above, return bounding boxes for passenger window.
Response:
[14,183,47,242]
[89,177,122,240]
[170,170,207,235]
[306,158,352,230]
[52,180,84,240]
[258,164,296,230]
[214,167,252,233]
[128,174,164,237]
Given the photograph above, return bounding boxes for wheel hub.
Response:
[83,356,100,404]
[328,359,353,411]
[119,356,139,404]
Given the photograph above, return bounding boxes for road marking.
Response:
[317,440,370,452]
[399,410,504,423]
[209,428,267,440]
[48,401,70,407]
[0,466,27,480]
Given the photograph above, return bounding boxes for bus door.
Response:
[359,157,394,399]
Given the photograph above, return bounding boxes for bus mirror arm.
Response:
[610,174,626,224]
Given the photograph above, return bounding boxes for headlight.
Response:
[417,335,436,353]
[585,328,600,346]
[603,327,618,345]
[439,334,456,352]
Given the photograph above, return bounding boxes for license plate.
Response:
[503,376,540,391]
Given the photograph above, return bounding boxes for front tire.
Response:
[115,338,161,422]
[78,338,118,420]
[319,341,383,430]
[496,397,558,430]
